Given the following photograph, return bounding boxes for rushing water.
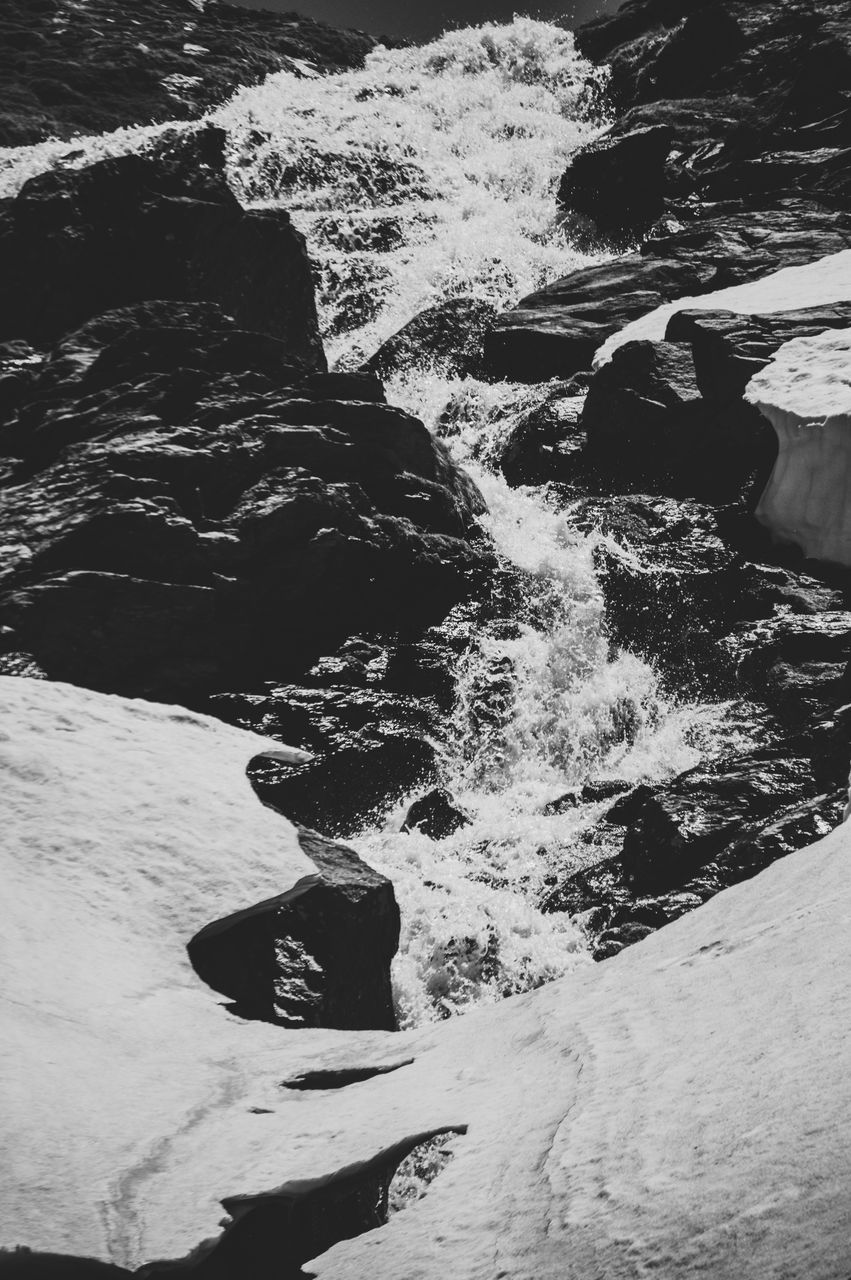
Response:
[0,20,740,1027]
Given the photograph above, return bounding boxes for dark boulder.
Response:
[486,200,851,383]
[0,302,493,700]
[498,385,586,487]
[0,127,326,366]
[579,338,775,502]
[0,0,375,146]
[558,125,674,243]
[402,789,472,840]
[484,255,705,381]
[362,298,499,381]
[620,748,821,893]
[188,826,399,1030]
[550,786,845,960]
[218,682,439,840]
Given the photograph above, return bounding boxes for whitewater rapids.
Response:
[0,20,743,1026]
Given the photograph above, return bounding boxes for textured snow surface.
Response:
[747,328,851,565]
[3,677,851,1278]
[595,249,851,364]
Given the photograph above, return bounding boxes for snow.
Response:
[594,249,851,364]
[746,328,851,565]
[4,676,851,1277]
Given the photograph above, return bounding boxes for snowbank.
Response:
[594,248,851,364]
[0,678,388,1266]
[4,676,851,1278]
[746,328,851,565]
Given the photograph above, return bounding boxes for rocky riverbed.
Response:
[2,0,851,1276]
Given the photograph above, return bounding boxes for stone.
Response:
[579,338,775,502]
[402,789,472,840]
[362,298,499,380]
[188,826,400,1031]
[0,127,326,365]
[557,125,674,242]
[0,302,493,700]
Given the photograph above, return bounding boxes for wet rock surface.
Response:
[0,0,375,147]
[0,125,326,361]
[0,299,491,702]
[489,0,851,382]
[188,825,400,1031]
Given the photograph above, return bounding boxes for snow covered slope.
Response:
[594,249,851,364]
[3,676,851,1278]
[746,329,851,566]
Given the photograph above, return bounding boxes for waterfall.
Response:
[0,19,738,1027]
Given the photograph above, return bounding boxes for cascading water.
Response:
[0,20,740,1028]
[217,21,744,1027]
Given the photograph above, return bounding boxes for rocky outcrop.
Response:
[188,826,400,1030]
[486,0,851,382]
[0,300,491,701]
[0,0,375,147]
[578,301,851,502]
[362,298,499,381]
[0,125,325,363]
[746,329,851,567]
[486,203,851,380]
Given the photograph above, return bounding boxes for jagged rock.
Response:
[362,298,499,380]
[579,337,775,501]
[402,789,471,840]
[665,302,851,401]
[0,0,375,146]
[498,387,586,487]
[746,329,851,568]
[484,255,705,380]
[188,826,400,1031]
[557,125,674,242]
[0,127,326,363]
[0,302,492,700]
[551,786,845,961]
[222,687,438,840]
[487,201,851,382]
[619,749,822,893]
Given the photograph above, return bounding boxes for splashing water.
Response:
[0,19,736,1025]
[217,20,738,1026]
[220,19,610,366]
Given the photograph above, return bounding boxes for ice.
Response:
[747,328,851,565]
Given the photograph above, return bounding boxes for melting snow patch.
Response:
[595,249,851,364]
[747,327,851,566]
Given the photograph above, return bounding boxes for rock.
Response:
[619,748,821,893]
[557,125,674,243]
[188,826,400,1031]
[567,495,752,692]
[498,387,586,486]
[579,338,775,502]
[0,127,326,364]
[402,789,471,840]
[487,201,851,383]
[362,298,499,380]
[0,0,375,146]
[484,255,706,380]
[665,302,851,401]
[746,329,851,567]
[0,302,493,700]
[551,787,846,960]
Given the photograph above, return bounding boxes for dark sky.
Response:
[229,0,620,42]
